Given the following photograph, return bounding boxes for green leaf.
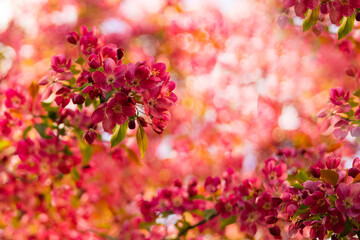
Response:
[79,140,93,166]
[74,57,85,65]
[295,170,308,183]
[293,204,310,218]
[34,123,52,139]
[136,125,148,158]
[22,126,32,140]
[111,122,128,148]
[71,167,80,181]
[340,218,353,237]
[221,215,237,229]
[303,7,319,32]
[139,221,155,230]
[84,98,92,107]
[63,145,73,156]
[354,89,360,98]
[291,182,305,189]
[70,65,81,75]
[204,209,216,221]
[320,169,339,185]
[190,194,206,200]
[338,14,355,40]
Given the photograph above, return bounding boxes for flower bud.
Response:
[138,117,147,127]
[72,94,85,105]
[117,48,124,60]
[265,215,278,224]
[88,54,101,69]
[83,129,97,144]
[269,226,281,236]
[128,120,136,129]
[326,156,341,169]
[66,31,80,45]
[310,166,321,178]
[58,161,71,174]
[348,167,360,178]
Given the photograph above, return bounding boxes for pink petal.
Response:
[114,113,127,125]
[337,104,351,113]
[140,79,156,89]
[82,86,94,94]
[91,108,105,124]
[337,183,350,200]
[122,104,136,117]
[92,71,106,84]
[333,128,348,139]
[103,58,116,74]
[103,117,115,133]
[42,85,53,100]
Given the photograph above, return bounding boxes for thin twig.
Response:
[176,212,219,238]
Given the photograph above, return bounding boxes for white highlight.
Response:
[278,105,300,130]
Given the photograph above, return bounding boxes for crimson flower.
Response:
[261,158,287,185]
[215,196,234,218]
[326,156,341,169]
[79,25,102,55]
[148,57,169,82]
[92,58,126,92]
[126,63,156,92]
[204,176,221,193]
[143,88,173,119]
[54,87,73,108]
[308,221,326,240]
[304,190,330,215]
[91,93,135,132]
[51,54,71,73]
[323,208,345,234]
[329,87,349,106]
[88,53,102,69]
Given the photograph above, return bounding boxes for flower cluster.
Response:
[317,86,360,140]
[40,26,177,149]
[139,152,360,239]
[281,0,360,39]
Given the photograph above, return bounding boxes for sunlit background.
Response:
[0,0,359,238]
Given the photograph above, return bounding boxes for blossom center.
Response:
[151,68,160,77]
[107,75,116,83]
[113,104,123,114]
[317,198,325,207]
[344,197,353,208]
[330,215,339,225]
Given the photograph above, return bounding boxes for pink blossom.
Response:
[125,63,156,93]
[54,87,73,108]
[143,88,173,119]
[335,183,360,217]
[261,158,287,185]
[51,54,71,73]
[322,208,345,234]
[204,176,221,193]
[5,88,25,109]
[304,190,330,214]
[333,119,349,140]
[92,58,126,92]
[329,87,349,106]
